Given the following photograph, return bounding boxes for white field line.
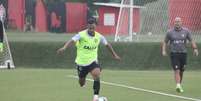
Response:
[67,75,201,101]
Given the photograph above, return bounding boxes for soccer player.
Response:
[0,4,5,52]
[57,18,121,101]
[0,20,3,53]
[162,17,199,93]
[0,4,5,22]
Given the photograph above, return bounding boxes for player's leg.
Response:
[171,53,181,84]
[91,68,101,94]
[76,65,89,87]
[89,62,101,101]
[174,69,184,92]
[170,53,183,92]
[179,53,187,84]
[78,77,86,87]
[174,69,181,85]
[179,67,185,83]
[91,68,101,101]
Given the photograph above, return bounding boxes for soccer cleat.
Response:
[176,86,184,93]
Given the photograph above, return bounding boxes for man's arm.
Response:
[100,35,120,60]
[57,40,75,54]
[191,41,199,56]
[162,32,169,56]
[187,30,199,56]
[57,34,80,54]
[162,41,167,56]
[105,43,121,60]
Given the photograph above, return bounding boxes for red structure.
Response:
[66,3,87,33]
[169,0,201,31]
[7,1,201,33]
[96,6,140,35]
[96,7,118,35]
[66,3,140,35]
[35,0,47,32]
[8,0,25,30]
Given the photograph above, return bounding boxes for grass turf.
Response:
[0,68,200,101]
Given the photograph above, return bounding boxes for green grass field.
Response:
[0,69,201,101]
[3,31,201,101]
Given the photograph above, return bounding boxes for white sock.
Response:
[176,83,181,87]
[94,95,99,99]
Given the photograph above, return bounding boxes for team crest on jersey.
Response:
[182,34,185,37]
[94,38,98,43]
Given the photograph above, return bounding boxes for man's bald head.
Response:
[174,17,182,30]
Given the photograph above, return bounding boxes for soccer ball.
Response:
[98,97,108,101]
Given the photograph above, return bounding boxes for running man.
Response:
[57,18,121,101]
[162,17,199,93]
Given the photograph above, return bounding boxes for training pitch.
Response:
[0,69,200,101]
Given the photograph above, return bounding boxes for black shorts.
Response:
[170,53,187,71]
[76,61,100,78]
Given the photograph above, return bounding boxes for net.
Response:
[0,22,15,69]
[114,0,201,42]
[114,0,134,42]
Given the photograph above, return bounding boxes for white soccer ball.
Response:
[98,97,108,101]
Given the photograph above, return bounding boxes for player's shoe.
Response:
[176,86,184,93]
[93,95,99,101]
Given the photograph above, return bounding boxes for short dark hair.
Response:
[87,17,97,24]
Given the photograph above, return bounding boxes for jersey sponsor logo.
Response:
[173,40,185,44]
[83,46,97,50]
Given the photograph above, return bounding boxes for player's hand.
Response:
[57,47,66,54]
[193,49,199,56]
[162,50,167,56]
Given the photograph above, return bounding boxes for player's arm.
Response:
[191,41,199,56]
[57,34,79,54]
[106,43,121,60]
[162,32,169,56]
[187,31,199,56]
[57,40,75,54]
[101,35,121,60]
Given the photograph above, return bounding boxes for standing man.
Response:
[57,18,121,101]
[0,4,5,52]
[0,4,6,22]
[162,17,199,93]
